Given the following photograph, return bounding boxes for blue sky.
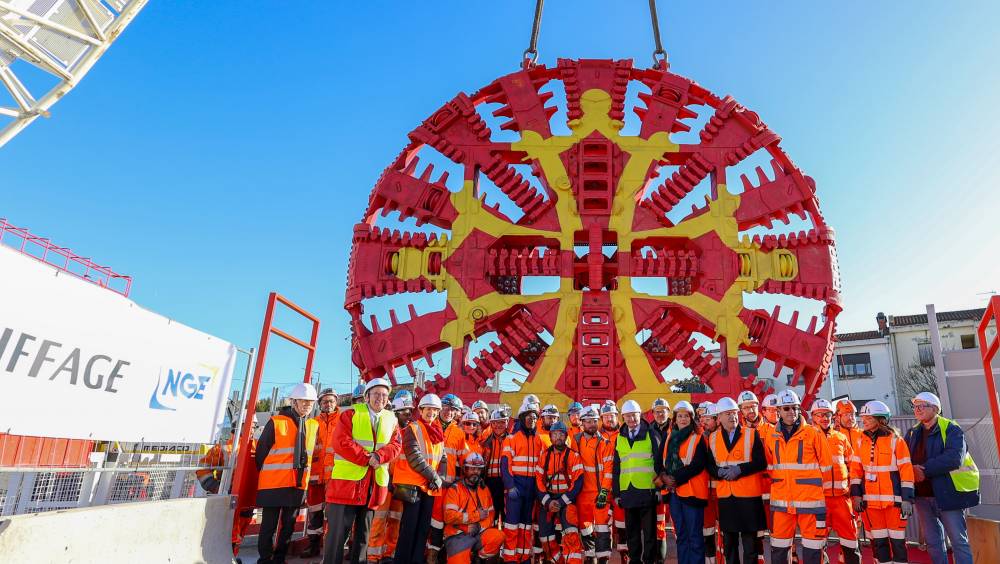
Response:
[3,1,998,397]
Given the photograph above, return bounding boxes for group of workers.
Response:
[246,379,981,564]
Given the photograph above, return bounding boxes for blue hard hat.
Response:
[549,421,569,434]
[568,402,584,413]
[442,394,463,409]
[352,383,365,398]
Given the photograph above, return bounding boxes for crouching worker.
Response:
[445,453,505,564]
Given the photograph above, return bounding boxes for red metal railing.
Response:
[978,295,1000,457]
[0,217,133,296]
[230,292,321,524]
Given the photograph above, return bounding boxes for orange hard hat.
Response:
[835,398,856,414]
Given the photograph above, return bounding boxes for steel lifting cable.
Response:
[523,0,544,68]
[648,0,668,66]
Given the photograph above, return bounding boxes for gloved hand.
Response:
[595,489,608,509]
[900,500,913,519]
[428,475,443,491]
[851,496,865,514]
[478,508,490,521]
[725,465,742,480]
[507,488,520,501]
[717,466,736,481]
[199,476,221,494]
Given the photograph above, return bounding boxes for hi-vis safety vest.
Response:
[616,432,655,490]
[393,420,446,495]
[259,415,319,490]
[330,403,396,487]
[665,430,709,500]
[709,427,763,498]
[938,417,980,493]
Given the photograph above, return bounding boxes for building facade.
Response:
[709,306,991,414]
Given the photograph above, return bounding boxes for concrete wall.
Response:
[944,348,1000,420]
[0,495,234,564]
[892,320,980,371]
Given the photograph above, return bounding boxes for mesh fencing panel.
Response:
[0,439,233,516]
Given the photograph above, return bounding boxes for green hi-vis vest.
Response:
[616,431,656,490]
[938,417,980,493]
[330,403,396,487]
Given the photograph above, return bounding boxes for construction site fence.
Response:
[0,439,234,517]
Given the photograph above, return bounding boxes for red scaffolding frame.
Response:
[978,295,1000,457]
[230,292,321,522]
[0,217,133,296]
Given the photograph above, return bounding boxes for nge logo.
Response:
[149,368,213,411]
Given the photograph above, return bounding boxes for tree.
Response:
[256,398,272,412]
[895,363,939,415]
[671,376,708,393]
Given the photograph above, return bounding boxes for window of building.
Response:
[961,334,976,350]
[739,361,757,378]
[917,341,935,367]
[836,352,873,379]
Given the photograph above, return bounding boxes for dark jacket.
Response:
[612,420,664,508]
[255,406,309,507]
[904,417,980,511]
[651,420,671,444]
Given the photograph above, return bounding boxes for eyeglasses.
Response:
[462,422,480,427]
[912,404,935,410]
[779,406,798,412]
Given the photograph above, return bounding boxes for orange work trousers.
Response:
[862,506,908,564]
[446,528,505,564]
[576,492,612,559]
[368,495,404,562]
[771,511,827,563]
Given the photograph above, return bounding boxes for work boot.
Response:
[300,534,322,558]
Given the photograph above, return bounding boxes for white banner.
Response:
[0,245,236,443]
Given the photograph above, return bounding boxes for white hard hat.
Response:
[652,398,670,411]
[809,398,833,414]
[541,404,560,417]
[911,392,942,409]
[461,411,480,424]
[392,396,414,411]
[418,394,442,409]
[861,400,892,418]
[580,406,600,420]
[600,403,619,415]
[518,400,540,416]
[715,397,739,413]
[762,393,778,408]
[673,400,694,414]
[489,409,507,422]
[777,389,801,407]
[288,383,318,401]
[737,391,759,405]
[472,400,489,411]
[621,400,642,415]
[364,378,391,395]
